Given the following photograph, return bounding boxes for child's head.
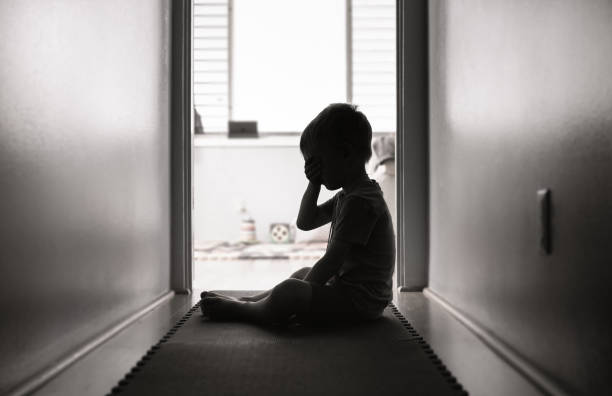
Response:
[300,103,373,190]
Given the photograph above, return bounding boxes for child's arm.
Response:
[303,238,350,285]
[296,157,334,230]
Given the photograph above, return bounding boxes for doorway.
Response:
[187,0,399,292]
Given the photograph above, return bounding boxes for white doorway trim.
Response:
[171,0,193,294]
[396,0,429,291]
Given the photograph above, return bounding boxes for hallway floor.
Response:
[33,291,544,396]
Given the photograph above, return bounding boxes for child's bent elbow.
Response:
[296,220,312,231]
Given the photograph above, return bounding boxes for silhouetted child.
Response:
[200,103,396,326]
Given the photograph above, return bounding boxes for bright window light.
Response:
[193,0,395,133]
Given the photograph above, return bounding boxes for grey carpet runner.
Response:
[107,291,467,396]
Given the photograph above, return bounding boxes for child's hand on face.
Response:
[304,156,323,185]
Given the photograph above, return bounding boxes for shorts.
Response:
[294,282,372,326]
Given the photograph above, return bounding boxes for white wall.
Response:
[429,1,612,393]
[0,1,171,392]
[193,144,336,243]
[193,140,392,243]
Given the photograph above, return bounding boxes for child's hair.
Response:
[300,103,373,165]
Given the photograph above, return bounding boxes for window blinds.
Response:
[350,0,396,133]
[193,0,230,133]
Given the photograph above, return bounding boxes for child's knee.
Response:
[289,266,312,280]
[271,278,311,304]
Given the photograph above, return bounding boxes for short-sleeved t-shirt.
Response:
[326,178,396,319]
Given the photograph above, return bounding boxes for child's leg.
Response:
[201,278,312,324]
[294,283,361,325]
[290,266,312,280]
[203,266,312,302]
[238,266,312,301]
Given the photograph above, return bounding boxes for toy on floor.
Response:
[269,223,291,243]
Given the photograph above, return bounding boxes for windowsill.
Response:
[193,131,395,148]
[194,133,300,148]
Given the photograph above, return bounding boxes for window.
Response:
[193,0,395,134]
[193,0,230,133]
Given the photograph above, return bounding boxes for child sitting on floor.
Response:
[200,103,396,325]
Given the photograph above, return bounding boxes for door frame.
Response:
[396,0,429,291]
[171,0,430,294]
[170,0,193,294]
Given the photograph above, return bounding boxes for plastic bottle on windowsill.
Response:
[238,202,257,244]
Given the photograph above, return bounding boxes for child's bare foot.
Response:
[200,291,266,303]
[200,297,245,320]
[200,291,241,302]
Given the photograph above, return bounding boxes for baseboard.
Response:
[423,287,570,396]
[7,291,175,396]
[398,285,425,292]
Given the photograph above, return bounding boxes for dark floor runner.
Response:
[108,291,467,396]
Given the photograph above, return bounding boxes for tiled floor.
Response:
[33,290,544,396]
[394,293,544,396]
[33,294,195,396]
